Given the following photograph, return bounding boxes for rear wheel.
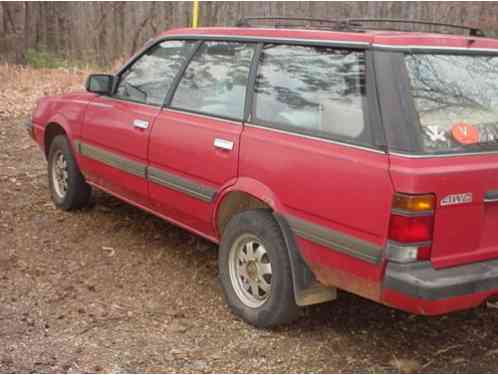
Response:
[48,135,92,210]
[218,209,299,328]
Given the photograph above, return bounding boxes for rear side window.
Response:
[171,41,256,120]
[115,40,195,106]
[252,44,368,145]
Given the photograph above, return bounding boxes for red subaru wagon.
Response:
[27,18,498,327]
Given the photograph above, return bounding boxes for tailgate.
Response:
[389,153,498,269]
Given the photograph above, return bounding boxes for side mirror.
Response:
[86,74,114,95]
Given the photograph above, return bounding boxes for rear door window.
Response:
[170,41,256,120]
[405,53,498,154]
[252,44,369,145]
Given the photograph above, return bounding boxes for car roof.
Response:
[160,26,498,50]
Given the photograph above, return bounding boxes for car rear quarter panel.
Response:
[239,125,394,301]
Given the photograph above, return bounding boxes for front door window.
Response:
[115,40,196,106]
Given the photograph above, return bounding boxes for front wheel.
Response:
[48,135,92,210]
[218,209,299,328]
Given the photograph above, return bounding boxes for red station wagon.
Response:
[27,18,498,327]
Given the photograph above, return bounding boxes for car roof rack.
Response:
[235,17,485,37]
[235,17,348,29]
[346,18,485,37]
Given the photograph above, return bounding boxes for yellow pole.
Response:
[192,1,200,28]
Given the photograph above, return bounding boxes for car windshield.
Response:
[405,53,498,154]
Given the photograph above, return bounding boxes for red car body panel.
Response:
[389,154,498,269]
[239,125,393,295]
[373,32,498,49]
[383,287,498,316]
[32,92,97,150]
[31,25,498,317]
[148,109,242,238]
[80,96,160,207]
[160,27,376,44]
[300,242,386,302]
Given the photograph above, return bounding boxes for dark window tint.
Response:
[253,44,367,144]
[171,41,256,120]
[115,40,195,106]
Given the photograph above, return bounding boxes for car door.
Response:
[79,40,195,206]
[148,41,256,237]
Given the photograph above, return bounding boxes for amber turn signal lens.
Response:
[392,193,435,212]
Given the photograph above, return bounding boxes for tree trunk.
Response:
[3,2,498,65]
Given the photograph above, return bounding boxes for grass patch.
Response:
[25,48,68,69]
[24,48,109,71]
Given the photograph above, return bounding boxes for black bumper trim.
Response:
[384,259,498,301]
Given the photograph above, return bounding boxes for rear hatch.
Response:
[389,51,498,269]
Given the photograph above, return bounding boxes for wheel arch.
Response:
[213,177,283,238]
[42,112,76,158]
[44,122,67,158]
[213,178,336,306]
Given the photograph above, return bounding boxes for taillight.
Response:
[386,193,435,263]
[388,215,433,243]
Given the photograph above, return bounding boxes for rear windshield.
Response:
[405,53,498,154]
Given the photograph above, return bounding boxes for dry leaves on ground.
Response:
[0,64,93,119]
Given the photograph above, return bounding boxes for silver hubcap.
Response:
[228,234,272,308]
[52,151,68,198]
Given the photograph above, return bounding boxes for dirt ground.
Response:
[1,70,498,373]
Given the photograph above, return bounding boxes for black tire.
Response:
[218,209,300,328]
[47,135,92,210]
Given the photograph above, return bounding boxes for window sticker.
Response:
[426,125,447,142]
[451,122,479,145]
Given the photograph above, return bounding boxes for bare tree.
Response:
[2,2,498,65]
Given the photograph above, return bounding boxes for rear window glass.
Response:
[252,44,369,145]
[406,53,498,154]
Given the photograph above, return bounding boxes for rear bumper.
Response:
[382,259,498,315]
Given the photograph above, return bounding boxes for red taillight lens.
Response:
[388,214,434,243]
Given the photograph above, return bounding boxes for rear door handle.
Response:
[214,138,234,151]
[133,119,149,129]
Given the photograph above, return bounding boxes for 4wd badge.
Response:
[440,193,473,206]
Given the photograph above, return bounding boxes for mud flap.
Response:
[274,213,337,306]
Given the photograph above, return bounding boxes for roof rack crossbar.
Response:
[236,16,485,37]
[346,18,485,37]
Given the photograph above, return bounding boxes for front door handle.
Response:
[214,138,234,151]
[133,119,149,129]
